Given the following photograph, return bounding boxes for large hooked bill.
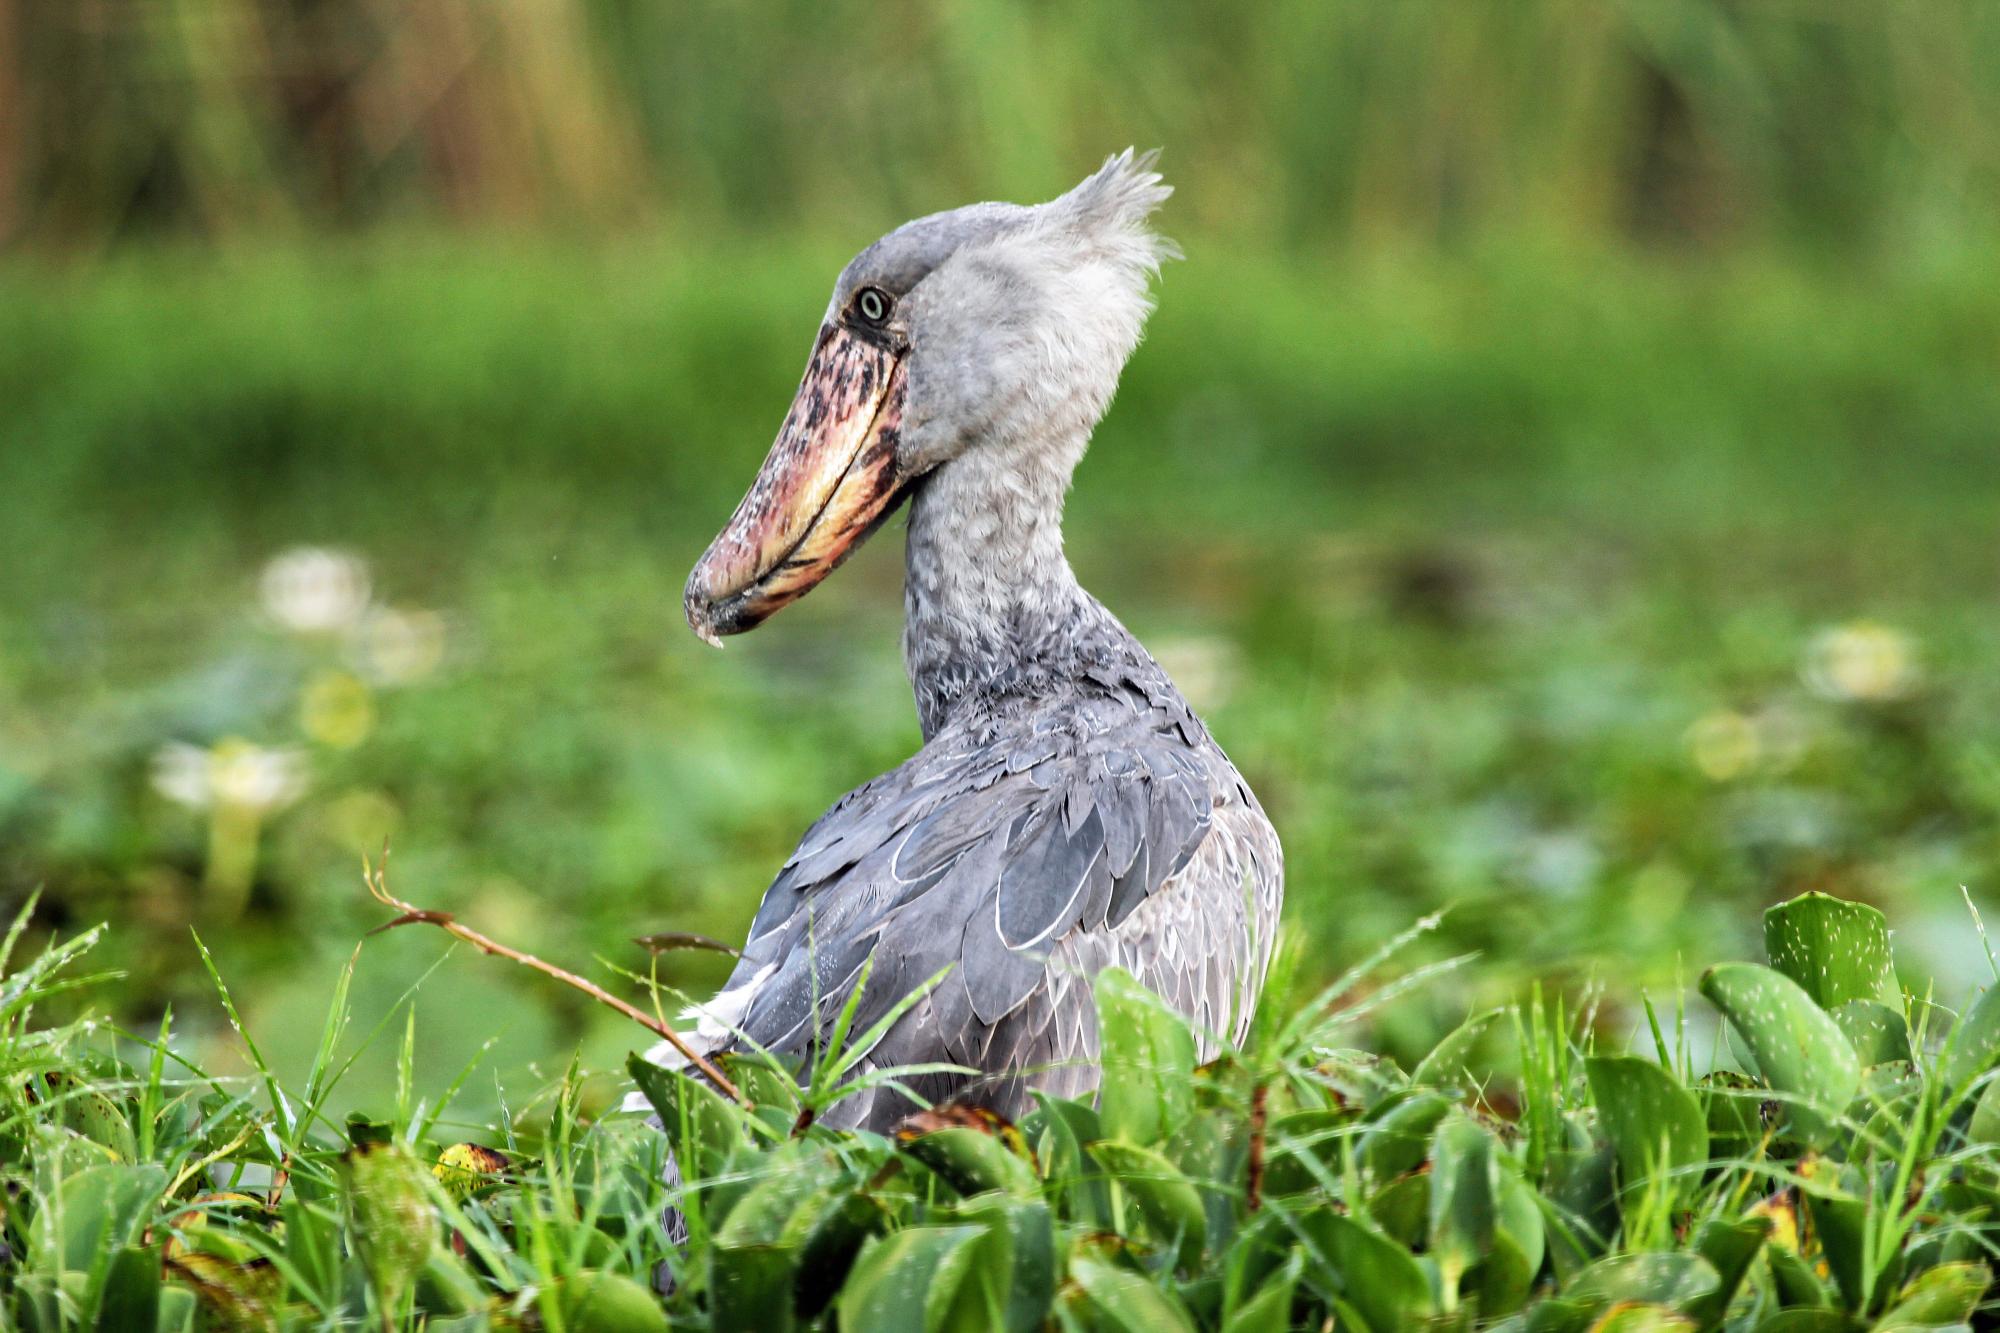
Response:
[684,324,911,644]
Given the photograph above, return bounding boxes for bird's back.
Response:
[659,622,1282,1132]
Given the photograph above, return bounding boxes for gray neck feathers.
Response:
[902,439,1111,737]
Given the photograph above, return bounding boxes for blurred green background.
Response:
[3,0,1999,1119]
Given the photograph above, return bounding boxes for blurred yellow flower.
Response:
[1688,710,1759,781]
[260,547,371,634]
[1803,620,1918,702]
[301,670,377,748]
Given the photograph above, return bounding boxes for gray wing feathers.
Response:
[706,685,1281,1131]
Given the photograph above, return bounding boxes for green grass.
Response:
[6,888,2000,1329]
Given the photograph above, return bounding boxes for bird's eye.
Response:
[854,287,891,325]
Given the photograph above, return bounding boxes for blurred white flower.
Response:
[260,547,371,634]
[151,738,308,813]
[1803,621,1919,703]
[150,743,215,809]
[355,606,447,685]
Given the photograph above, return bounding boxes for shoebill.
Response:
[650,150,1283,1131]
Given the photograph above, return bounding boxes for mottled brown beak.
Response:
[685,324,910,644]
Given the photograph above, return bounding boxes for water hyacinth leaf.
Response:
[1587,1057,1708,1195]
[1763,893,1896,1009]
[94,1245,160,1331]
[1566,1253,1720,1314]
[625,1053,746,1172]
[1468,1228,1536,1319]
[1222,1251,1300,1333]
[1699,963,1860,1146]
[554,1270,671,1333]
[939,1195,1055,1333]
[1429,1112,1500,1296]
[1413,1007,1505,1089]
[1359,1090,1452,1182]
[1258,1108,1345,1197]
[1066,1254,1199,1333]
[1096,967,1198,1144]
[1969,1076,2000,1144]
[157,1283,198,1333]
[27,1163,165,1275]
[714,1147,848,1247]
[794,1190,896,1318]
[1749,1313,1851,1333]
[1591,1307,1697,1332]
[710,1243,799,1332]
[1026,1095,1111,1228]
[1940,984,2000,1096]
[1369,1171,1429,1247]
[1687,1215,1771,1328]
[1764,1242,1831,1310]
[834,1225,987,1333]
[1314,1212,1433,1332]
[1090,1140,1207,1268]
[1827,1001,1910,1068]
[1874,1260,1991,1327]
[896,1111,1039,1199]
[1497,1167,1546,1279]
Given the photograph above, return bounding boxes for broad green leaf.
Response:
[794,1192,893,1317]
[1586,1057,1708,1195]
[710,1244,798,1332]
[896,1123,1038,1199]
[626,1053,749,1172]
[1222,1250,1301,1333]
[95,1245,160,1331]
[1763,893,1895,1009]
[1748,1312,1852,1332]
[1298,1212,1432,1333]
[1066,1254,1198,1333]
[1468,1228,1535,1319]
[1567,1253,1720,1314]
[1828,1001,1910,1068]
[1413,1007,1504,1089]
[1687,1216,1771,1329]
[939,1195,1055,1333]
[837,1225,985,1333]
[28,1164,166,1276]
[553,1270,670,1333]
[1699,963,1860,1146]
[1368,1172,1429,1247]
[1091,1141,1206,1268]
[1096,968,1198,1144]
[1592,1307,1697,1332]
[1497,1166,1546,1280]
[1875,1260,1991,1327]
[1429,1113,1500,1295]
[1358,1090,1452,1182]
[1941,984,2000,1095]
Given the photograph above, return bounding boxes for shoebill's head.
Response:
[684,149,1176,644]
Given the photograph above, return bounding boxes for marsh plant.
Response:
[3,885,2000,1329]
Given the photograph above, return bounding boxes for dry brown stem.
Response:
[362,848,746,1107]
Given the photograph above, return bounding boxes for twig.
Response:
[361,848,746,1107]
[1246,1078,1268,1213]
